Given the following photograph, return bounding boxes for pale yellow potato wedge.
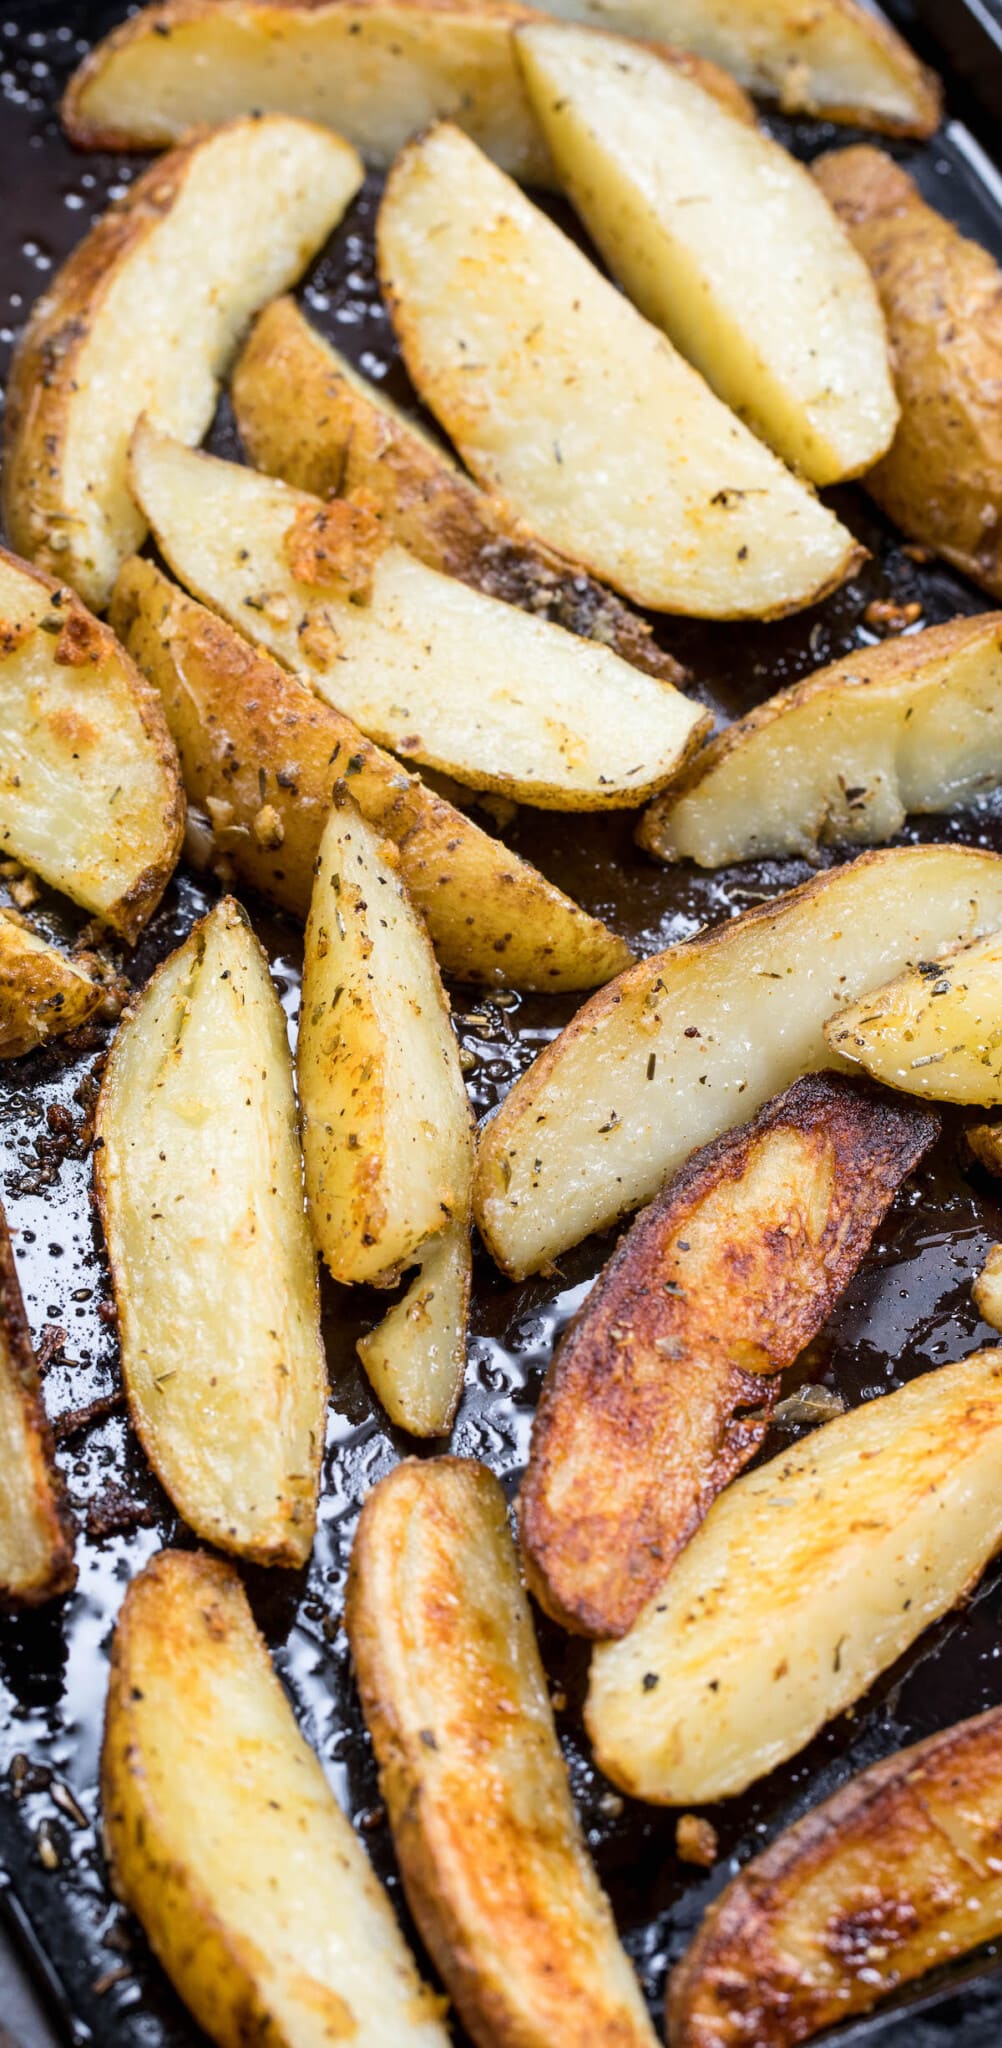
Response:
[974,1247,1002,1334]
[517,26,896,487]
[110,556,632,991]
[0,548,183,940]
[0,915,104,1059]
[826,931,1002,1106]
[95,898,326,1565]
[298,792,474,1296]
[357,1218,471,1436]
[378,125,862,620]
[641,613,1002,868]
[587,1350,1002,1805]
[129,421,707,805]
[538,0,940,134]
[102,1549,451,2048]
[3,118,362,609]
[475,845,1002,1278]
[346,1458,658,2048]
[0,1206,75,1608]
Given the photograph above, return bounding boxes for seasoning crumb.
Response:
[863,598,923,636]
[676,1813,718,1867]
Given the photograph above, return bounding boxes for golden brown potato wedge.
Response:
[814,147,1002,601]
[95,898,326,1565]
[517,26,897,487]
[668,1705,1002,2046]
[475,845,1002,1279]
[640,612,1002,867]
[970,1119,1002,1177]
[3,117,362,609]
[826,931,1002,1105]
[102,1548,451,2048]
[232,296,688,688]
[0,915,104,1059]
[0,1205,75,1608]
[520,1074,937,1639]
[588,1350,1002,1805]
[346,1457,658,2048]
[128,421,708,807]
[110,555,632,992]
[0,548,183,940]
[378,125,862,620]
[974,1246,1002,1333]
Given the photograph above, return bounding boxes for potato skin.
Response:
[814,146,1002,601]
[0,1208,75,1607]
[668,1705,1002,2046]
[520,1073,937,1638]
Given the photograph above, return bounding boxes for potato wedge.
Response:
[475,845,1002,1278]
[668,1705,1002,2046]
[0,915,104,1058]
[357,1218,471,1437]
[826,931,1002,1106]
[110,556,632,991]
[298,790,474,1302]
[378,125,862,620]
[129,421,708,806]
[517,26,896,487]
[102,1548,451,2048]
[346,1457,658,2048]
[587,1349,1002,1805]
[520,1074,936,1639]
[232,296,688,689]
[0,1205,75,1608]
[974,1247,1002,1333]
[814,147,1002,601]
[2,118,362,610]
[640,612,1002,868]
[0,548,183,940]
[970,1120,1002,1177]
[95,898,326,1565]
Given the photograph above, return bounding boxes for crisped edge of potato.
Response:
[357,1218,471,1437]
[0,914,106,1059]
[0,1207,76,1608]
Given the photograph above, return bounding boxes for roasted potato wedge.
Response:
[640,612,1002,868]
[0,548,183,940]
[110,556,632,992]
[129,421,708,806]
[814,147,1002,601]
[588,1349,1002,1805]
[970,1120,1002,1178]
[3,117,362,609]
[826,931,1002,1105]
[346,1457,658,2048]
[974,1246,1002,1333]
[475,845,1002,1278]
[95,898,326,1565]
[357,1218,471,1437]
[0,1205,75,1608]
[232,296,688,688]
[0,914,104,1058]
[668,1705,1002,2046]
[517,26,896,487]
[102,1548,451,2048]
[520,1074,936,1639]
[378,125,862,620]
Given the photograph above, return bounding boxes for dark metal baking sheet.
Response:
[4,8,1002,2045]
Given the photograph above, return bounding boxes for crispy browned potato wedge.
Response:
[95,898,327,1565]
[102,1548,451,2048]
[110,557,633,991]
[520,1074,937,1640]
[232,297,687,688]
[3,117,362,609]
[668,1706,1002,2046]
[346,1457,658,2048]
[826,931,1002,1105]
[0,548,183,940]
[0,914,104,1058]
[814,147,1002,601]
[0,1206,75,1608]
[970,1119,1002,1177]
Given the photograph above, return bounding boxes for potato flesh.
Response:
[517,27,896,486]
[0,914,103,1058]
[641,612,1002,867]
[974,1247,1002,1334]
[0,1209,75,1606]
[95,899,326,1564]
[3,118,362,609]
[378,125,860,619]
[102,1550,450,2048]
[357,1218,471,1436]
[346,1458,658,2048]
[298,797,473,1287]
[587,1350,1002,1804]
[826,931,1002,1106]
[128,424,706,806]
[474,846,1002,1277]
